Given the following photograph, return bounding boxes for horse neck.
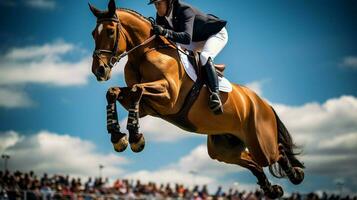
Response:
[118,10,151,55]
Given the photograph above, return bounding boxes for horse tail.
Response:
[269,107,305,178]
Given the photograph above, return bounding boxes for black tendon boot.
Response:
[203,57,223,115]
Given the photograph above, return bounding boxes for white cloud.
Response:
[125,169,214,188]
[125,144,243,192]
[0,41,91,87]
[0,57,92,86]
[340,56,357,70]
[171,145,242,176]
[0,130,129,178]
[0,41,125,108]
[125,145,216,188]
[4,41,73,61]
[0,41,125,87]
[25,0,56,10]
[0,87,34,108]
[0,0,56,9]
[0,131,23,153]
[274,96,357,145]
[318,132,357,150]
[273,95,357,180]
[244,79,270,96]
[119,116,198,142]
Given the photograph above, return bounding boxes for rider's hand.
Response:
[153,25,167,37]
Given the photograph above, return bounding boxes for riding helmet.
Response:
[148,0,176,5]
[148,0,163,5]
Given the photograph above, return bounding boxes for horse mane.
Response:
[118,8,152,25]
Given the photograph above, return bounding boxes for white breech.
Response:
[179,27,228,65]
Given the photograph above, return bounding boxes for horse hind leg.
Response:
[277,144,304,185]
[207,135,284,199]
[272,108,305,185]
[239,151,284,199]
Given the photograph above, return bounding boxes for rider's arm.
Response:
[166,7,194,44]
[154,7,194,44]
[164,30,190,44]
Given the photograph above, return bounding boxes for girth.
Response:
[163,76,204,132]
[161,51,203,132]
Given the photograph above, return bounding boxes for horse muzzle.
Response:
[95,64,111,81]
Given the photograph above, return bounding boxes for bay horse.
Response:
[89,0,304,198]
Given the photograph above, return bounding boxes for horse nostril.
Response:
[97,65,106,77]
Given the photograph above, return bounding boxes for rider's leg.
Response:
[203,57,223,114]
[200,27,228,115]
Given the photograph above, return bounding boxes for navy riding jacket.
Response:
[155,1,227,44]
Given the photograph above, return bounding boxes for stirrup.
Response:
[209,92,223,115]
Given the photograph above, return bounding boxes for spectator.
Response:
[0,170,356,200]
[215,185,224,197]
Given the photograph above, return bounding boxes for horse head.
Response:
[89,0,126,81]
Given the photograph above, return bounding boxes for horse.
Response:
[89,0,304,198]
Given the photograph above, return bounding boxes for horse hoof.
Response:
[130,133,145,153]
[111,133,128,152]
[265,185,284,199]
[291,167,304,185]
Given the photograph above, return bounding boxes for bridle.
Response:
[92,16,121,70]
[92,15,156,70]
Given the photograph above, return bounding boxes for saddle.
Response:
[186,50,226,78]
[163,50,226,132]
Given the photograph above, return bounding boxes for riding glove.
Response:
[153,25,167,36]
[152,25,191,44]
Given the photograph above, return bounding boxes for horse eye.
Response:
[107,29,115,36]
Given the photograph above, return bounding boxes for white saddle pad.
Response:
[177,48,232,93]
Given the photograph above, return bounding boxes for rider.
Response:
[148,0,228,115]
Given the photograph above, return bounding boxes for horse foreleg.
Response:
[125,85,145,153]
[124,80,170,153]
[106,87,128,152]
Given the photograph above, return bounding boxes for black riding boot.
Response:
[203,57,223,115]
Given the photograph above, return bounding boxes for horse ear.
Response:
[88,3,104,18]
[108,0,116,17]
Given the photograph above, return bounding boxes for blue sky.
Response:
[0,0,357,195]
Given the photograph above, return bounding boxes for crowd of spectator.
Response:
[0,170,356,200]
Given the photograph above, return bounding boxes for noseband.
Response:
[92,16,157,71]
